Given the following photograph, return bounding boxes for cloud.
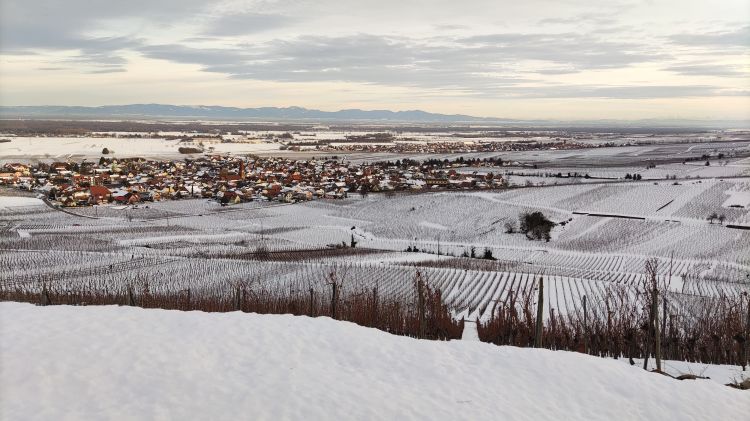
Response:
[1,50,39,56]
[139,44,248,66]
[433,24,468,31]
[669,25,750,48]
[539,12,618,26]
[136,34,531,93]
[127,31,750,100]
[1,0,747,106]
[88,68,128,74]
[134,32,670,96]
[0,0,205,50]
[203,13,292,36]
[501,84,742,99]
[0,0,204,71]
[456,32,666,70]
[533,68,578,75]
[664,64,748,78]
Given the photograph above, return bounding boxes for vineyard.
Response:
[1,178,749,364]
[2,255,748,365]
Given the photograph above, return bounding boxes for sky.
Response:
[0,0,748,120]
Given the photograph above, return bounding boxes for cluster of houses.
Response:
[0,155,507,207]
[321,139,585,154]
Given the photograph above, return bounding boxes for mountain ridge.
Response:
[1,104,747,128]
[0,104,493,123]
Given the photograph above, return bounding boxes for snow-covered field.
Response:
[1,175,748,319]
[477,160,750,184]
[1,302,746,421]
[0,196,43,211]
[0,136,281,162]
[5,135,750,170]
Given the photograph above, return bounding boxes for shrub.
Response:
[477,283,747,366]
[519,211,556,241]
[482,248,495,260]
[1,271,463,341]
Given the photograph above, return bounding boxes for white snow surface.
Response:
[724,190,750,208]
[0,196,43,210]
[0,136,281,162]
[1,303,748,421]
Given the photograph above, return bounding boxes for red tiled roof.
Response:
[89,186,111,197]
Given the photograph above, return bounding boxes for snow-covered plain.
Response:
[1,302,747,421]
[0,136,281,162]
[0,196,43,211]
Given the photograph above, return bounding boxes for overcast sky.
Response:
[1,0,748,120]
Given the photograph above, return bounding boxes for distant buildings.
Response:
[1,155,507,207]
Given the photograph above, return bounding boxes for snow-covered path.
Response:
[1,303,747,421]
[460,320,480,341]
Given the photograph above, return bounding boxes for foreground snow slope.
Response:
[1,303,747,421]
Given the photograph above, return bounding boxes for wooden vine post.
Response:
[330,281,338,320]
[534,277,544,348]
[416,271,426,339]
[127,285,136,307]
[234,284,242,311]
[309,288,314,317]
[653,288,662,372]
[583,295,588,354]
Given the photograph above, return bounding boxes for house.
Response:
[6,163,29,173]
[51,162,71,172]
[111,189,131,203]
[425,178,449,187]
[0,172,17,184]
[88,185,112,203]
[217,190,240,205]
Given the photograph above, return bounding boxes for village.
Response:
[0,155,508,207]
[316,138,591,154]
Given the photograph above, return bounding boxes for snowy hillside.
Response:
[1,303,747,421]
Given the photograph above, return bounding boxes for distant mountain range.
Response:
[1,104,747,128]
[0,104,493,123]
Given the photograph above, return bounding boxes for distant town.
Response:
[0,155,509,207]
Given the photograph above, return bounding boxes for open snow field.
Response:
[1,302,747,421]
[4,135,750,170]
[271,139,750,167]
[0,136,281,162]
[0,196,43,211]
